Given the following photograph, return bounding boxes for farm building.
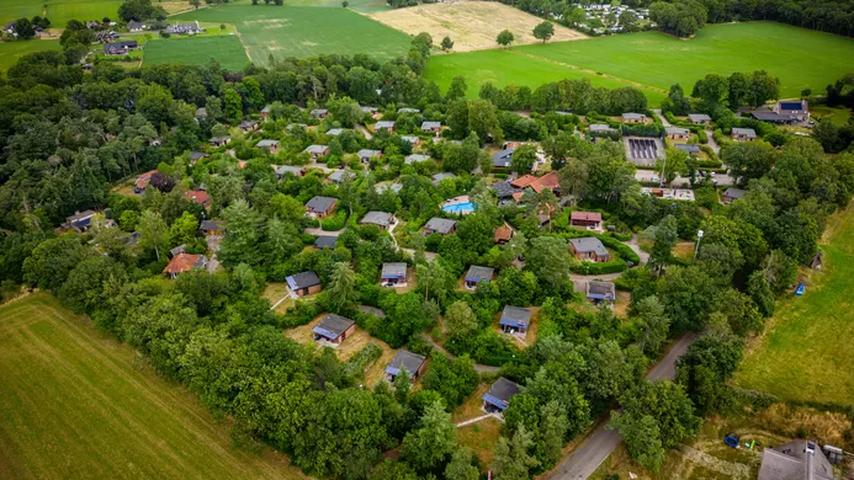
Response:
[569,237,610,262]
[482,377,520,415]
[303,144,330,159]
[757,439,835,480]
[314,236,338,250]
[165,22,202,35]
[586,280,616,303]
[732,127,757,141]
[665,126,690,140]
[286,271,322,297]
[360,211,396,230]
[688,113,712,125]
[381,263,408,287]
[163,253,207,279]
[305,196,338,218]
[499,306,532,335]
[312,314,356,345]
[256,139,279,154]
[464,265,495,289]
[570,211,603,230]
[423,217,457,235]
[357,149,382,163]
[751,100,810,124]
[385,350,427,382]
[64,210,97,232]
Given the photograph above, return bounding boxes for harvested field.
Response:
[370,1,586,52]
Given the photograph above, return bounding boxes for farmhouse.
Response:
[165,21,202,35]
[304,144,330,159]
[494,222,514,244]
[305,196,338,218]
[586,280,616,303]
[374,120,395,132]
[569,237,609,262]
[357,149,382,163]
[404,153,430,165]
[722,187,746,204]
[360,211,396,230]
[492,148,515,169]
[103,40,138,55]
[757,439,835,480]
[256,139,280,154]
[286,271,322,297]
[423,217,457,235]
[64,210,97,232]
[622,112,647,123]
[185,190,211,209]
[385,350,427,382]
[751,100,810,124]
[310,108,328,119]
[464,265,495,289]
[482,377,520,415]
[381,262,408,287]
[570,211,603,230]
[421,121,442,134]
[314,235,338,250]
[312,313,356,346]
[688,113,712,125]
[665,126,690,140]
[732,127,757,141]
[163,253,207,279]
[499,306,532,335]
[273,165,305,179]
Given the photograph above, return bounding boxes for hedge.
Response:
[321,210,348,231]
[570,259,627,275]
[342,344,383,378]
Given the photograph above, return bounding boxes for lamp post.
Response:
[693,229,704,261]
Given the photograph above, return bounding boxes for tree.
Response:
[533,21,554,43]
[721,141,776,185]
[59,256,126,313]
[118,0,165,22]
[169,211,198,247]
[691,73,728,106]
[526,236,572,296]
[13,18,36,40]
[610,412,665,471]
[137,210,169,261]
[444,448,479,480]
[649,214,678,272]
[421,352,478,408]
[634,295,671,356]
[620,10,640,32]
[511,144,538,174]
[649,0,707,37]
[400,400,456,473]
[496,29,514,47]
[491,425,539,480]
[537,400,569,467]
[446,76,467,101]
[223,87,243,122]
[23,236,88,291]
[445,300,479,340]
[440,36,454,52]
[328,261,358,313]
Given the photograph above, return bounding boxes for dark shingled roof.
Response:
[586,280,616,300]
[424,217,457,234]
[492,180,517,199]
[313,313,355,340]
[305,196,337,213]
[570,237,608,256]
[286,271,321,290]
[484,377,520,404]
[361,211,395,227]
[381,262,407,280]
[499,306,532,329]
[314,236,338,249]
[465,265,494,284]
[723,187,746,200]
[385,350,426,378]
[757,439,834,480]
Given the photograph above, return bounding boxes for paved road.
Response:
[705,129,720,155]
[547,333,698,480]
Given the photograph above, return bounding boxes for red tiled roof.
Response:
[511,174,537,189]
[135,170,157,190]
[571,211,602,222]
[163,253,201,275]
[494,223,514,243]
[530,171,560,194]
[185,190,211,206]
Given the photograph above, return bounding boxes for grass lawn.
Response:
[0,293,307,480]
[286,0,389,14]
[171,2,411,66]
[0,39,60,71]
[734,203,854,407]
[143,35,250,71]
[425,22,854,105]
[0,0,121,26]
[811,105,852,126]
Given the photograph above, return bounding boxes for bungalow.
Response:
[421,121,441,134]
[209,136,231,147]
[303,144,330,159]
[758,439,835,480]
[381,262,408,287]
[374,120,395,132]
[163,253,207,279]
[492,181,517,201]
[529,171,560,194]
[360,211,396,230]
[185,190,211,209]
[239,120,259,133]
[305,196,338,218]
[189,151,209,163]
[397,107,420,114]
[312,313,356,345]
[491,148,515,169]
[400,135,420,146]
[721,187,746,204]
[499,306,532,335]
[675,143,701,155]
[482,377,520,415]
[431,172,456,185]
[570,211,603,230]
[385,350,427,382]
[404,153,430,165]
[165,21,202,35]
[103,40,138,55]
[256,139,279,154]
[464,265,495,289]
[665,126,690,140]
[260,104,272,119]
[586,280,616,303]
[314,235,338,250]
[589,123,617,135]
[327,169,354,184]
[310,108,328,119]
[423,217,457,235]
[622,112,647,124]
[360,105,379,116]
[569,237,609,262]
[286,270,322,297]
[199,220,224,236]
[732,127,757,142]
[326,128,345,137]
[64,210,97,232]
[357,148,382,163]
[688,113,712,125]
[272,164,305,179]
[494,222,514,244]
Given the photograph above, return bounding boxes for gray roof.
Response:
[432,172,456,184]
[421,121,441,130]
[360,211,395,227]
[272,165,304,177]
[386,350,426,377]
[400,135,419,144]
[758,439,835,480]
[310,108,328,117]
[305,196,337,213]
[357,148,382,159]
[314,313,355,338]
[587,280,616,299]
[485,377,520,403]
[286,271,321,290]
[665,126,690,136]
[723,187,746,200]
[675,143,700,154]
[570,237,608,256]
[465,265,494,283]
[500,306,532,327]
[424,217,457,234]
[189,151,209,161]
[375,120,395,129]
[492,148,514,167]
[397,107,420,114]
[328,169,353,183]
[688,113,711,123]
[589,123,616,133]
[314,235,338,249]
[623,112,647,120]
[326,128,345,136]
[404,153,430,164]
[732,127,757,137]
[199,220,222,232]
[381,262,407,279]
[492,180,517,198]
[304,144,329,155]
[358,304,385,318]
[256,139,279,148]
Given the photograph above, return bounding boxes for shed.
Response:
[312,313,356,345]
[286,271,322,297]
[381,262,408,286]
[586,280,616,303]
[314,235,338,250]
[385,350,427,382]
[482,377,520,414]
[499,306,532,334]
[464,265,495,289]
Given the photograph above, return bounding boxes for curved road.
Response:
[547,332,697,480]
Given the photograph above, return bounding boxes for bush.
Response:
[279,299,322,328]
[696,129,708,144]
[342,344,382,378]
[321,210,347,231]
[570,259,627,275]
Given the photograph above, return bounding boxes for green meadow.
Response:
[0,39,60,71]
[0,293,307,480]
[169,3,411,66]
[425,22,854,104]
[0,0,121,27]
[144,35,250,71]
[734,204,854,408]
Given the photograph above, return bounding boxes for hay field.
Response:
[370,1,586,52]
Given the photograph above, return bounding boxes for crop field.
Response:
[0,39,60,71]
[370,1,586,52]
[144,35,250,71]
[734,203,854,408]
[0,293,307,480]
[424,22,854,104]
[170,3,411,66]
[0,0,121,27]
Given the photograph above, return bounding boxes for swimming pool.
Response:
[442,201,476,215]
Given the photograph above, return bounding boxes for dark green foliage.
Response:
[421,352,478,408]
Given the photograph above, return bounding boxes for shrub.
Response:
[570,259,627,275]
[321,210,347,231]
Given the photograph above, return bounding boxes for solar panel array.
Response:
[628,138,658,161]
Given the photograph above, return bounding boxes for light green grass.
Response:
[734,204,854,407]
[0,293,308,480]
[425,22,854,105]
[811,105,852,126]
[172,3,411,66]
[0,39,60,71]
[286,0,389,13]
[0,0,121,27]
[144,35,250,71]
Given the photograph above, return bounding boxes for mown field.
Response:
[144,35,250,71]
[168,3,411,66]
[0,0,121,27]
[425,22,854,104]
[0,293,307,480]
[734,203,854,408]
[0,39,60,71]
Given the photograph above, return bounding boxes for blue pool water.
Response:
[442,201,476,215]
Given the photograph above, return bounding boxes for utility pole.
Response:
[693,229,704,261]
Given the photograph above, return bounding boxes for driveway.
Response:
[547,333,698,480]
[304,227,344,237]
[705,129,720,155]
